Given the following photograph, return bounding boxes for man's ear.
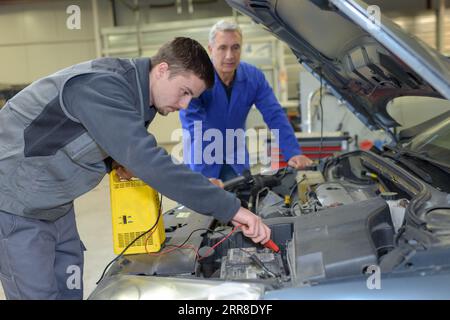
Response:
[207,44,213,55]
[155,62,169,79]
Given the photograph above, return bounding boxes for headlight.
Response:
[89,275,265,300]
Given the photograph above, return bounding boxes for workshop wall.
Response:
[1,0,447,84]
[1,0,448,147]
[113,0,232,26]
[0,0,112,85]
[0,0,235,86]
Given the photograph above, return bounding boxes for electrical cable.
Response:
[98,211,278,283]
[287,176,305,216]
[157,225,278,278]
[147,244,200,259]
[279,166,289,179]
[204,227,279,278]
[198,225,241,261]
[96,193,163,285]
[255,187,270,213]
[290,201,300,216]
[141,225,238,261]
[367,80,396,97]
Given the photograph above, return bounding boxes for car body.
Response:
[89,0,450,300]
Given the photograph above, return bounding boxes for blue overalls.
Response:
[180,61,301,180]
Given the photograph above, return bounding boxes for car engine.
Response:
[104,150,450,292]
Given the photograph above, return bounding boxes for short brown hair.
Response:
[151,37,214,88]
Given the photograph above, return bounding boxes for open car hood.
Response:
[226,0,450,132]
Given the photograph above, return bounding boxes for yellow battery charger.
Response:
[109,169,166,255]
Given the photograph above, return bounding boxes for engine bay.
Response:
[107,150,444,290]
[89,149,450,302]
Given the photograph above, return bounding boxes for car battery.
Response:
[109,169,165,254]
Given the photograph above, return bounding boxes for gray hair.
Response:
[208,20,243,45]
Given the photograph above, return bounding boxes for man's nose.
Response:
[225,48,234,60]
[179,96,192,109]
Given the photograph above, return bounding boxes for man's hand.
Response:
[209,178,224,188]
[112,160,135,181]
[231,207,271,244]
[287,154,313,169]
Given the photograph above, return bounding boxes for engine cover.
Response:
[291,197,394,284]
[314,181,378,207]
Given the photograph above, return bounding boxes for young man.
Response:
[0,37,270,300]
[180,20,313,181]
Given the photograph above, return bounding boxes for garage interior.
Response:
[0,0,449,300]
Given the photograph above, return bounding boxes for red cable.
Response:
[145,224,242,260]
[198,224,241,261]
[147,244,199,259]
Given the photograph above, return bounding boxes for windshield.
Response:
[403,117,450,167]
[387,96,450,129]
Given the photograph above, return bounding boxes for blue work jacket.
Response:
[179,61,301,178]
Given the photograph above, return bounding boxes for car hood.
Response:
[226,0,450,132]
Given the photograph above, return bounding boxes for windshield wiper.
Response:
[383,146,437,183]
[403,150,450,173]
[384,152,433,183]
[385,145,450,171]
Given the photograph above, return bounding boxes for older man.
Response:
[180,20,312,181]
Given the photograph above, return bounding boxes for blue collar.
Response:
[215,62,247,84]
[234,62,247,82]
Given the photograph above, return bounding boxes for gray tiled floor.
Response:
[0,176,177,300]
